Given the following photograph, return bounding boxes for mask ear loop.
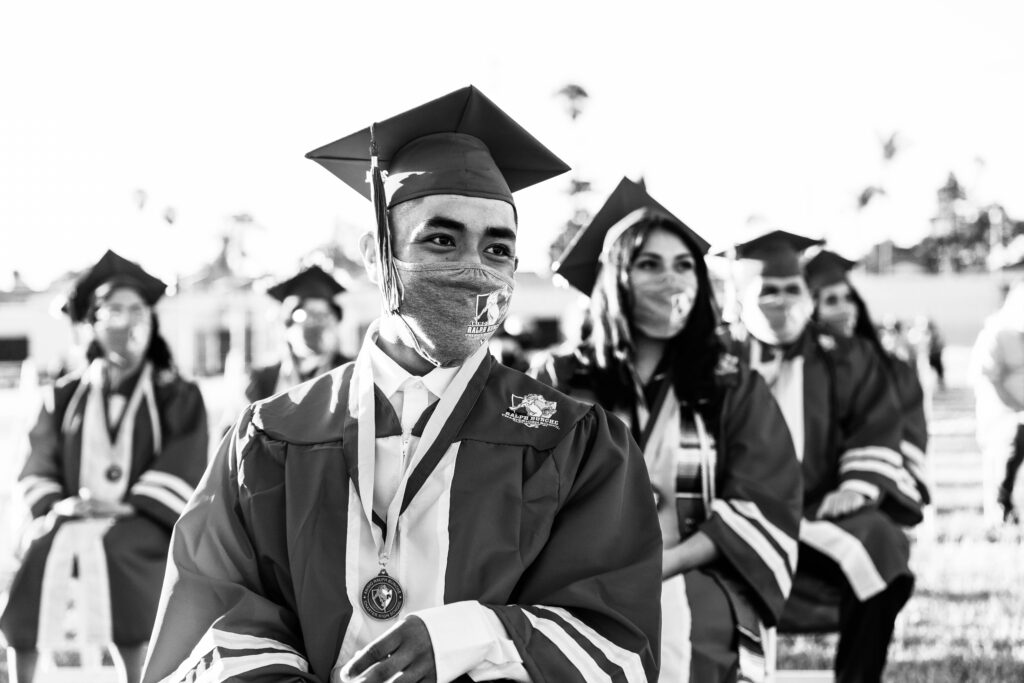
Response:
[369,125,443,368]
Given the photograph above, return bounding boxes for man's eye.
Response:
[487,244,513,257]
[783,285,803,296]
[761,286,780,296]
[427,234,455,247]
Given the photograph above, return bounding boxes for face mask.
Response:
[818,309,856,338]
[631,275,695,340]
[96,322,151,368]
[390,259,515,368]
[288,323,338,357]
[742,289,813,346]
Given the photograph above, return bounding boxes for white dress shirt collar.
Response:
[367,336,460,400]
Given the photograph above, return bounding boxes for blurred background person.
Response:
[533,179,802,682]
[246,264,350,402]
[729,231,918,683]
[805,249,931,508]
[910,316,946,392]
[0,250,208,683]
[969,279,1024,524]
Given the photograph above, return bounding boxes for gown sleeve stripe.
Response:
[140,469,197,503]
[521,609,614,682]
[799,520,888,600]
[20,475,64,508]
[840,446,903,467]
[159,628,308,683]
[726,498,799,573]
[130,481,189,516]
[839,479,882,500]
[838,459,922,503]
[899,440,929,489]
[536,606,647,683]
[710,499,792,597]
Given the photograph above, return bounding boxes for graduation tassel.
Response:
[370,124,403,314]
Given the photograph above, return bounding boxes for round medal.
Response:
[105,465,123,482]
[361,569,404,620]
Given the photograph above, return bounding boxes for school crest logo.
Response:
[467,285,512,335]
[503,393,560,429]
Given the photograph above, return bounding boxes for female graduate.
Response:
[0,250,209,683]
[805,249,930,507]
[532,178,803,682]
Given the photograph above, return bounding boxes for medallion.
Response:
[105,465,123,482]
[361,569,404,620]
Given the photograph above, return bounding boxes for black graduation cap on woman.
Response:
[552,177,710,294]
[266,265,347,322]
[306,85,570,314]
[803,249,858,293]
[63,249,167,322]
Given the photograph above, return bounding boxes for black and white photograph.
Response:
[1,2,1022,681]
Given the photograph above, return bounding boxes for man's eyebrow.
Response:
[484,226,517,241]
[421,216,466,232]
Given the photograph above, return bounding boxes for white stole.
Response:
[72,360,161,503]
[750,340,806,462]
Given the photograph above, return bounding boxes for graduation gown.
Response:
[531,348,803,682]
[143,351,662,683]
[0,363,208,648]
[245,351,351,403]
[734,327,918,629]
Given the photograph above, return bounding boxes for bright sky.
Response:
[3,0,1023,290]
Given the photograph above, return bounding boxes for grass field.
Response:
[1,349,1022,682]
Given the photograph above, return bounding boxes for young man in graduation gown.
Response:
[246,265,351,402]
[143,86,662,683]
[725,231,920,683]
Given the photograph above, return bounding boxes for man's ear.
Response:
[514,256,519,273]
[358,232,379,284]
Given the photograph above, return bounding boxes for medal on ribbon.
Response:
[361,568,405,620]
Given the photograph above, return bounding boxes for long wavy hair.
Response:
[586,209,724,416]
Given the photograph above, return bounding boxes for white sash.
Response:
[37,518,114,648]
[336,322,488,668]
[77,360,160,503]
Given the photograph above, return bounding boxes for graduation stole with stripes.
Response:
[66,360,162,503]
[637,381,717,540]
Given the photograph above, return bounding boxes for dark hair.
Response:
[813,280,897,377]
[585,210,724,416]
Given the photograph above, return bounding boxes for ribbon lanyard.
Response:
[350,324,489,569]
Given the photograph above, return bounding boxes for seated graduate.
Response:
[246,265,352,402]
[805,249,930,509]
[726,231,919,683]
[530,178,802,683]
[1,250,208,683]
[142,87,662,683]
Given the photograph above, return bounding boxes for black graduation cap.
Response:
[552,177,711,294]
[726,229,824,277]
[804,249,858,291]
[62,249,167,322]
[265,265,346,302]
[305,85,571,208]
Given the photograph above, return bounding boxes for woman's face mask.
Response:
[627,228,699,340]
[741,275,813,346]
[391,259,515,368]
[815,281,858,338]
[92,287,152,368]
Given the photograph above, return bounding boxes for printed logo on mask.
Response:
[502,393,560,429]
[468,286,512,336]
